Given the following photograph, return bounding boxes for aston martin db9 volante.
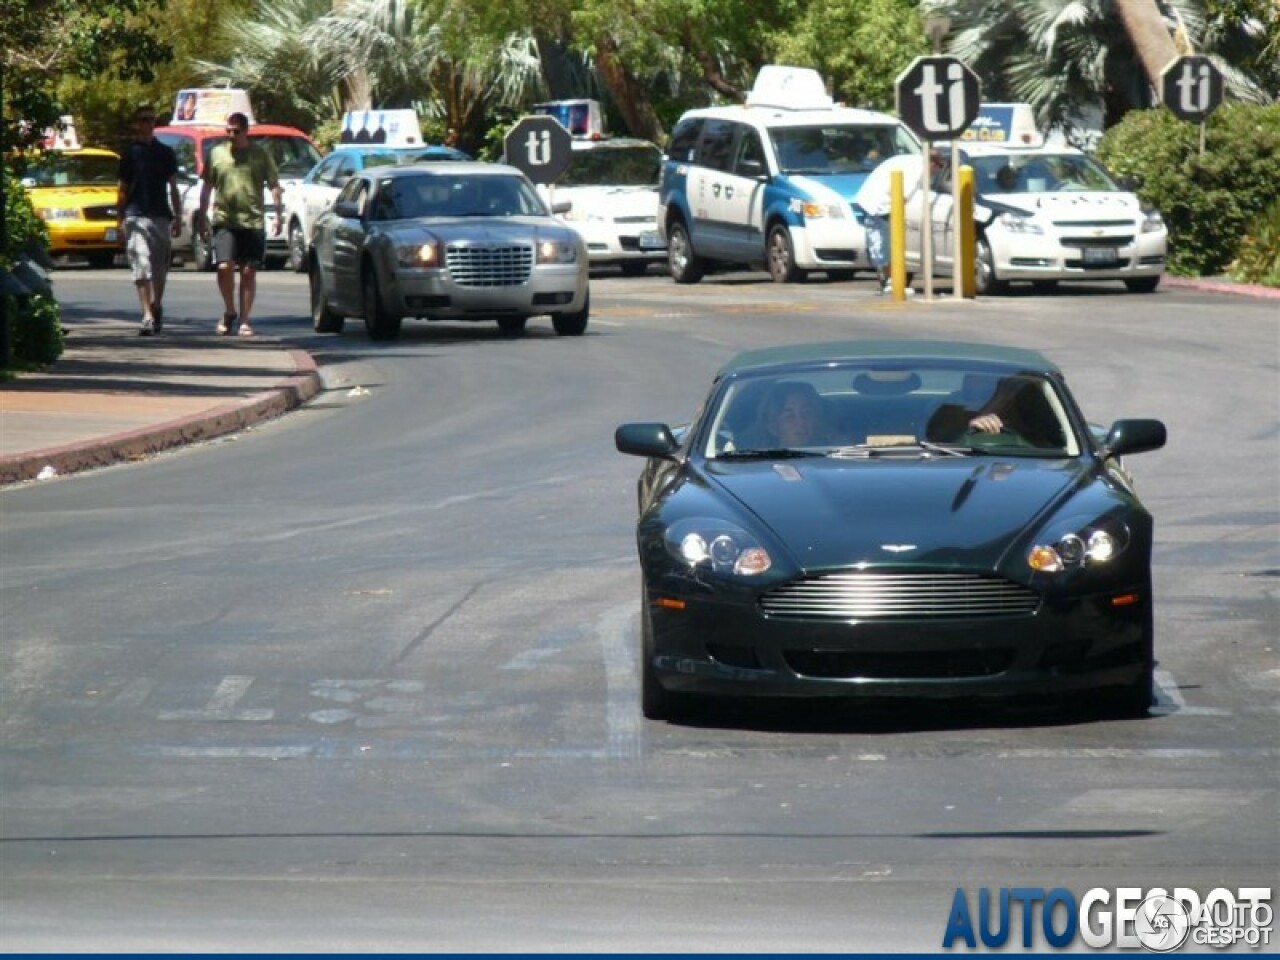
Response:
[308,163,590,340]
[615,340,1167,721]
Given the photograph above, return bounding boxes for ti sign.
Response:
[503,115,573,185]
[1160,55,1225,123]
[895,55,982,141]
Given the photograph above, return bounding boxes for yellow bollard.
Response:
[889,169,906,302]
[956,164,976,299]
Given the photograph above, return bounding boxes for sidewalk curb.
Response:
[1162,275,1280,299]
[0,346,322,486]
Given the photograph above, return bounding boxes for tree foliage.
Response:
[0,0,173,155]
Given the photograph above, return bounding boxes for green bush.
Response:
[1096,103,1280,277]
[3,165,64,369]
[1228,200,1280,287]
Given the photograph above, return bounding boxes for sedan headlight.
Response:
[664,518,772,577]
[537,237,578,264]
[395,240,442,269]
[1027,517,1130,573]
[1141,209,1165,233]
[996,211,1043,235]
[36,208,81,221]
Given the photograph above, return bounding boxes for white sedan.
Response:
[904,142,1167,294]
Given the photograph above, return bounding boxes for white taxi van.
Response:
[905,136,1167,294]
[657,65,919,283]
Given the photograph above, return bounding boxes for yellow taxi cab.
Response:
[21,147,122,268]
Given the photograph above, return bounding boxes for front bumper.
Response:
[569,220,667,265]
[789,217,867,270]
[645,582,1149,702]
[45,220,122,257]
[383,262,588,320]
[989,227,1167,282]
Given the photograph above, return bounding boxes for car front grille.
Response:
[445,244,533,287]
[84,205,117,221]
[759,571,1039,621]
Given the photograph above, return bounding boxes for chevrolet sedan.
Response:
[308,163,590,340]
[615,340,1167,721]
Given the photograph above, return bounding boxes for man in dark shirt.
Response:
[117,103,181,335]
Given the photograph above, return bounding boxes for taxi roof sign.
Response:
[746,65,834,111]
[338,109,424,148]
[533,100,605,139]
[171,88,255,126]
[960,103,1042,146]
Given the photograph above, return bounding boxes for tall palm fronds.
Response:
[192,0,344,131]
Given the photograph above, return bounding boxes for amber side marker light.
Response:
[1111,593,1141,607]
[654,597,687,611]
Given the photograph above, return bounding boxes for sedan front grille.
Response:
[84,205,117,221]
[445,244,533,287]
[760,571,1039,621]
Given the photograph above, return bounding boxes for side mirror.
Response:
[333,199,360,219]
[615,422,680,459]
[1118,174,1144,192]
[738,158,766,180]
[551,199,571,215]
[1102,418,1166,458]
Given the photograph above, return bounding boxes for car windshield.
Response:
[371,173,548,220]
[771,124,916,175]
[23,153,117,186]
[199,135,321,177]
[558,144,662,187]
[971,152,1119,194]
[701,362,1081,459]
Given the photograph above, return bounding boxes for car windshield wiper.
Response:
[828,441,989,459]
[718,448,826,460]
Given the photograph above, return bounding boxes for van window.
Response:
[697,119,737,173]
[667,118,703,164]
[771,124,916,175]
[732,130,767,177]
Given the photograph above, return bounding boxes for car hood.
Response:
[979,190,1143,221]
[386,216,577,242]
[705,456,1084,571]
[27,185,117,207]
[787,172,870,205]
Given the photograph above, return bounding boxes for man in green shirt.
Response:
[194,112,283,337]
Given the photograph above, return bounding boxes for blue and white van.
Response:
[658,66,920,283]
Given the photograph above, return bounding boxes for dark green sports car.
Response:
[615,340,1167,721]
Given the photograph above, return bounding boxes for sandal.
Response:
[216,311,237,336]
[238,324,256,337]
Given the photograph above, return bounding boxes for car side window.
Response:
[668,118,703,164]
[314,155,339,186]
[697,120,736,173]
[732,130,767,178]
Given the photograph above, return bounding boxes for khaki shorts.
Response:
[124,216,173,284]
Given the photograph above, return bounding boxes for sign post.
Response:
[895,55,981,300]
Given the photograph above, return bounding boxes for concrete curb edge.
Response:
[0,346,323,486]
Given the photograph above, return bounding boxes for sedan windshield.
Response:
[971,153,1119,194]
[702,363,1081,459]
[371,173,548,220]
[24,153,117,186]
[559,144,661,187]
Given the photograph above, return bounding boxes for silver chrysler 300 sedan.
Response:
[308,162,590,340]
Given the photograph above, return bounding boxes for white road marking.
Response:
[1152,668,1232,716]
[157,675,274,721]
[598,604,643,760]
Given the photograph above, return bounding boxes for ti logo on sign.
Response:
[1175,61,1217,115]
[524,129,554,166]
[914,61,971,135]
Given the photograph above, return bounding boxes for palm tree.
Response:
[926,0,1274,133]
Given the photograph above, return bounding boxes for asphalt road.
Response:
[2,265,1276,951]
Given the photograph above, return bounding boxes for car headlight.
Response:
[790,199,846,220]
[537,237,578,264]
[664,518,772,577]
[36,208,81,221]
[395,240,442,268]
[1141,209,1165,233]
[996,211,1043,235]
[1027,517,1130,573]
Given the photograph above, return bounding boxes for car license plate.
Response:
[638,231,664,250]
[1082,246,1118,265]
[104,228,118,243]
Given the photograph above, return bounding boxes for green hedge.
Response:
[3,166,64,369]
[1096,103,1280,279]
